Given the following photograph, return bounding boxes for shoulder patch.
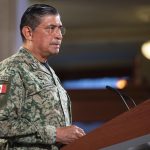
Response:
[0,84,7,94]
[0,76,9,94]
[0,76,10,108]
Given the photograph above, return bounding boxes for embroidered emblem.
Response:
[0,84,7,94]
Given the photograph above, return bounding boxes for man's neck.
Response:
[22,44,48,63]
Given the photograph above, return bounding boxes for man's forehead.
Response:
[40,14,62,24]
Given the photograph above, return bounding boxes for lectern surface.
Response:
[62,100,150,150]
[101,134,150,150]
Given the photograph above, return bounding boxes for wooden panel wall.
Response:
[67,86,150,122]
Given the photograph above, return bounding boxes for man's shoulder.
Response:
[0,51,26,73]
[1,50,23,62]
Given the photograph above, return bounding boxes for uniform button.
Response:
[37,74,43,80]
[31,63,38,69]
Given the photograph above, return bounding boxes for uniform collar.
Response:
[19,47,51,75]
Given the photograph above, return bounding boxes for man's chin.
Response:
[50,49,60,55]
[54,49,60,54]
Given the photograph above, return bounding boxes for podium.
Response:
[62,100,150,150]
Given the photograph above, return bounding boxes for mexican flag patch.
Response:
[0,84,7,94]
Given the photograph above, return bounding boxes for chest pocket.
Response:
[27,84,59,103]
[24,70,55,97]
[23,83,60,120]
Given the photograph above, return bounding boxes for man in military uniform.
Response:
[0,4,85,150]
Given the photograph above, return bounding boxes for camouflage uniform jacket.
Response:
[0,48,72,150]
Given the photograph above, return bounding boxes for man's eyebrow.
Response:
[47,24,63,27]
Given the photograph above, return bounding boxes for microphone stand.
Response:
[106,85,136,110]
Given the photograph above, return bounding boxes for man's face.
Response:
[31,14,63,57]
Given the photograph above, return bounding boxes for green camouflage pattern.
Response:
[0,48,72,150]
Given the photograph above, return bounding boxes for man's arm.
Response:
[0,70,86,145]
[0,71,56,145]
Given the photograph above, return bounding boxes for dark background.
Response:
[29,0,150,131]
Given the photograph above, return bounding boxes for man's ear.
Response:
[22,26,33,41]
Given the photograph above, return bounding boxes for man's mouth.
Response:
[51,43,60,48]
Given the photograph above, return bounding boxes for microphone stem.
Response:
[106,85,136,111]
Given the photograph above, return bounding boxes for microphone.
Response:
[106,85,136,110]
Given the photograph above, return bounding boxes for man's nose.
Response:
[54,28,63,39]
